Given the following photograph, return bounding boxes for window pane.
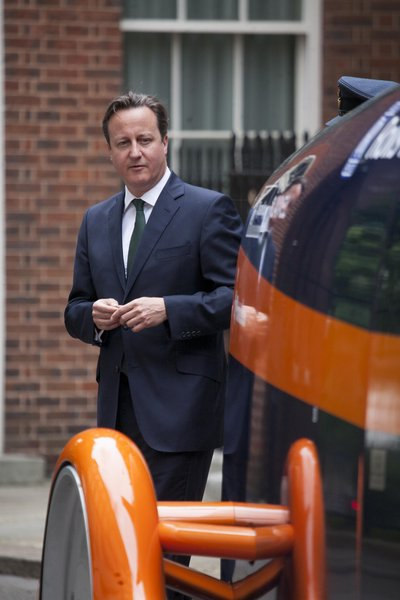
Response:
[123,0,176,19]
[182,35,233,130]
[249,0,301,20]
[187,0,238,20]
[124,33,171,114]
[244,36,294,130]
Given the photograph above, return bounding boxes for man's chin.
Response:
[126,182,151,197]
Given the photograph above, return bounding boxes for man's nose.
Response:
[129,141,141,157]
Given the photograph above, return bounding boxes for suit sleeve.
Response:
[164,194,242,340]
[64,211,101,346]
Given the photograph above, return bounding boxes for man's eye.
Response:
[115,140,129,148]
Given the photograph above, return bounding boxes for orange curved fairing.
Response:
[52,428,165,600]
[285,438,326,599]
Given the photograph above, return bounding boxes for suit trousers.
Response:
[116,373,214,599]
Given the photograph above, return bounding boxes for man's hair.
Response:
[102,91,169,146]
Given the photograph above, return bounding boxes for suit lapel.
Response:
[125,174,184,295]
[107,191,126,291]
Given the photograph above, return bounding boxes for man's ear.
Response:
[163,135,169,154]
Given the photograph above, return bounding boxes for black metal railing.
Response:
[175,131,308,222]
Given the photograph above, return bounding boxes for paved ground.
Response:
[0,574,39,600]
[0,482,47,598]
[0,450,223,598]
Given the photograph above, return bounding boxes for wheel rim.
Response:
[40,463,92,599]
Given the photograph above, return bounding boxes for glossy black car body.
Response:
[225,85,400,598]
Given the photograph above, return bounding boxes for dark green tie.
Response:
[127,198,145,272]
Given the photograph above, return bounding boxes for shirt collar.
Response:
[124,167,171,212]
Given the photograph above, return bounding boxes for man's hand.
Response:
[92,298,120,331]
[113,297,167,332]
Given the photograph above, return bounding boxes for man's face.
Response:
[108,106,168,197]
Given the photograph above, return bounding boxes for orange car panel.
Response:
[230,248,400,436]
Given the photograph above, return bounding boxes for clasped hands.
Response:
[92,297,167,333]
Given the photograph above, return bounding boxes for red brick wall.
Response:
[4,0,123,471]
[323,0,400,122]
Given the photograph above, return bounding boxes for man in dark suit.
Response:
[65,91,242,509]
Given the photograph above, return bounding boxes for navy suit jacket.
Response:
[65,172,243,452]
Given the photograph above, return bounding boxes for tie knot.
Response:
[133,198,144,211]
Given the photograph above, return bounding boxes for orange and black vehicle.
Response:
[224,77,400,599]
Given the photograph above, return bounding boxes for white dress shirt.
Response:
[122,167,171,277]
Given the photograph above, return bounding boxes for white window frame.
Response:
[121,0,322,168]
